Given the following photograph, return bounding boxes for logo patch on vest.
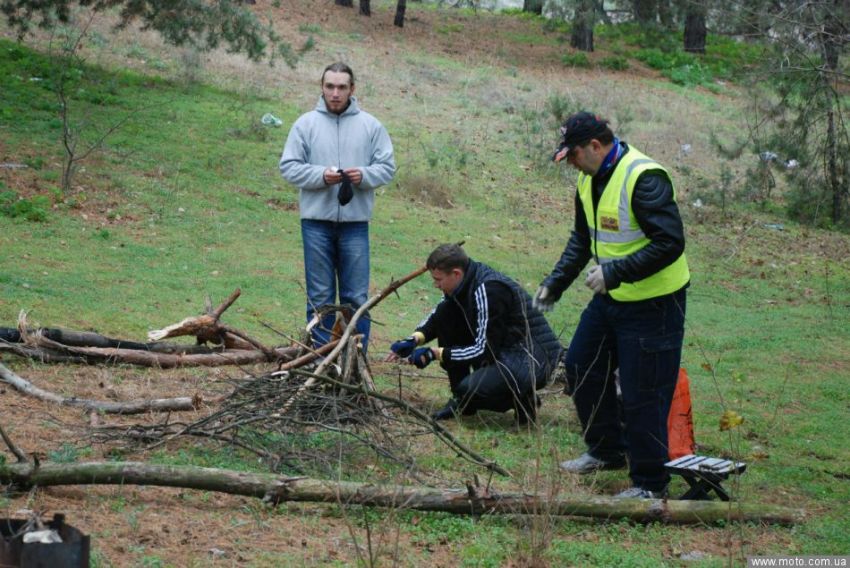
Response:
[600,216,619,230]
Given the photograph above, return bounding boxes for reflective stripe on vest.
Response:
[577,147,690,302]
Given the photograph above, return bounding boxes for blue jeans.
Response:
[564,288,686,491]
[301,220,371,349]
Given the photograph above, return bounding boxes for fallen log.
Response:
[18,336,300,368]
[1,326,240,354]
[0,342,90,364]
[5,309,295,367]
[0,327,248,362]
[0,363,200,414]
[0,461,803,525]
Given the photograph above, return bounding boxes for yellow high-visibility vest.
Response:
[577,147,690,302]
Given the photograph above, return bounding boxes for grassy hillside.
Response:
[1,1,849,566]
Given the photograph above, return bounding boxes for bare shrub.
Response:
[399,174,456,209]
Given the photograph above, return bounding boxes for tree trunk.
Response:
[522,0,543,14]
[632,0,657,24]
[394,0,406,27]
[0,363,199,414]
[360,0,371,16]
[0,461,803,525]
[597,0,613,25]
[683,5,707,54]
[820,0,846,225]
[571,0,596,52]
[657,0,675,28]
[336,0,353,6]
[825,106,840,224]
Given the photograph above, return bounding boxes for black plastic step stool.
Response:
[665,454,747,501]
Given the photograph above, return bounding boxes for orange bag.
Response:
[667,368,696,460]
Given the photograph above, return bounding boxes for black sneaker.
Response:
[515,394,541,426]
[431,399,459,421]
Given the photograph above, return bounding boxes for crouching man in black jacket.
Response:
[388,244,562,425]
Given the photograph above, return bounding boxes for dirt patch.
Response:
[0,139,141,228]
[0,360,381,565]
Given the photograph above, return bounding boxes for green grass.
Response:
[149,446,269,473]
[596,22,762,87]
[561,51,592,68]
[1,15,849,566]
[0,37,302,337]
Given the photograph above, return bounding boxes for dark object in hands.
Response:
[408,347,435,369]
[338,170,354,206]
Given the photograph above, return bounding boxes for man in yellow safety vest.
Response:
[533,111,690,499]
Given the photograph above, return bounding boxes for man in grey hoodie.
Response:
[279,62,396,349]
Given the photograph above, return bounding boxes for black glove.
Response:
[390,336,417,358]
[408,347,435,369]
[337,171,354,206]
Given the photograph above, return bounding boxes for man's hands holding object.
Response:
[323,167,363,185]
[390,336,418,358]
[585,265,607,295]
[408,347,436,369]
[387,335,436,368]
[323,168,363,206]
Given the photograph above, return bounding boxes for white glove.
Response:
[585,266,607,295]
[533,285,555,312]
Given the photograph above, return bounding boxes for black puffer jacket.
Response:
[417,260,562,369]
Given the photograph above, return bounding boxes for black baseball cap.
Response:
[553,111,610,161]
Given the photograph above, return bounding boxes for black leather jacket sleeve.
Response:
[602,171,686,290]
[541,192,593,302]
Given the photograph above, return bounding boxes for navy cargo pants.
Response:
[564,287,687,492]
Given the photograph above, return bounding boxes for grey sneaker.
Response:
[614,487,667,499]
[559,453,626,474]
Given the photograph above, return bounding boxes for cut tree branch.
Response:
[0,363,199,414]
[146,288,265,351]
[0,423,27,463]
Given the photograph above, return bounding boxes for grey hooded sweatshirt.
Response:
[279,96,395,222]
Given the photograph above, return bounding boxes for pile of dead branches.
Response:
[91,363,506,480]
[0,269,507,482]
